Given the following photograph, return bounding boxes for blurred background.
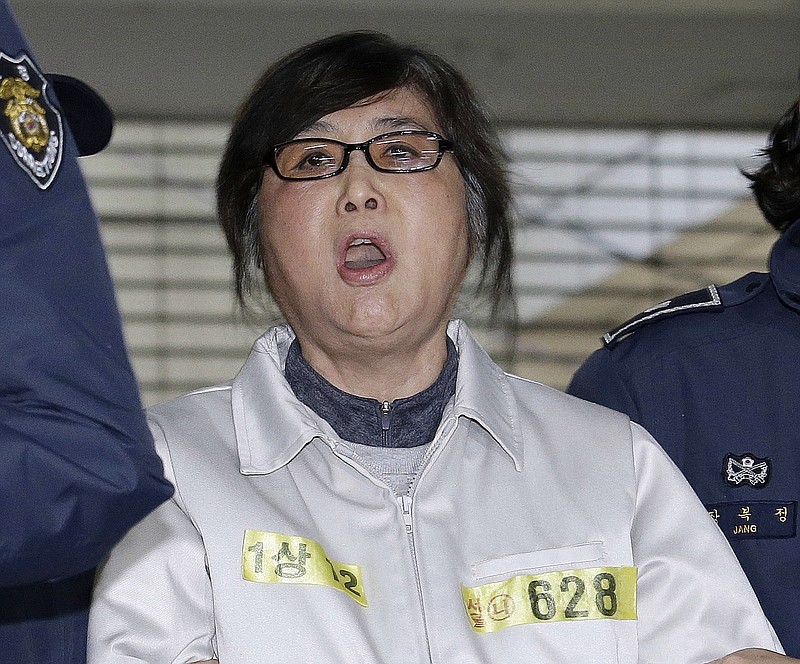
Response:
[10,0,800,404]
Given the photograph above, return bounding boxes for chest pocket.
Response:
[471,541,605,581]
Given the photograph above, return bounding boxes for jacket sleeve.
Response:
[629,422,784,659]
[87,420,216,664]
[0,0,172,587]
[567,346,641,421]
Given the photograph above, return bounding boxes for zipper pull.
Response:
[399,494,413,534]
[381,400,391,447]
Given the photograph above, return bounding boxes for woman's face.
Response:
[258,87,470,358]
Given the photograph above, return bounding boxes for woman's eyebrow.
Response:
[295,119,337,137]
[373,116,430,132]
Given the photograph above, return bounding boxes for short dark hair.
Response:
[216,31,514,319]
[743,95,800,232]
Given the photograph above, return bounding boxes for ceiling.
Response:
[8,0,800,128]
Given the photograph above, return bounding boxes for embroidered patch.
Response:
[724,453,771,488]
[462,566,637,634]
[708,501,796,540]
[0,51,64,189]
[242,530,367,606]
[603,285,722,346]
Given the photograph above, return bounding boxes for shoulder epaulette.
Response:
[603,285,722,347]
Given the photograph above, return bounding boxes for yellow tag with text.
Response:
[242,530,367,606]
[462,566,637,633]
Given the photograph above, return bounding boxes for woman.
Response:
[88,32,783,663]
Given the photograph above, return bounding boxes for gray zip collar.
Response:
[284,337,458,448]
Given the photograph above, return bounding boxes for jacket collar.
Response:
[770,217,800,313]
[232,320,523,474]
[446,320,524,470]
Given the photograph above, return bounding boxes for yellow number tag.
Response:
[242,530,367,606]
[462,566,637,633]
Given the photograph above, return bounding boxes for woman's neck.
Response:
[290,328,451,402]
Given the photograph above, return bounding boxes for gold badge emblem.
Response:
[0,77,50,151]
[0,51,64,189]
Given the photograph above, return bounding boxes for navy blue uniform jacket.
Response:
[569,219,800,656]
[0,0,172,660]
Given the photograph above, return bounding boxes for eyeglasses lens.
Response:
[274,141,343,179]
[368,134,441,172]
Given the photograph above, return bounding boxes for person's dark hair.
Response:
[216,31,514,320]
[743,95,800,232]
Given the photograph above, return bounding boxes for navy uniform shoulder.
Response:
[603,272,769,348]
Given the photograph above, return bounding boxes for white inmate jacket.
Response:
[88,321,782,663]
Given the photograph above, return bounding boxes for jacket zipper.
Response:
[399,417,457,664]
[381,400,391,447]
[382,400,433,660]
[399,491,434,664]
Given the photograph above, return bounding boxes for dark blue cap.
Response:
[48,73,114,156]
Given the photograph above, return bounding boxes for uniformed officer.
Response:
[0,0,172,661]
[569,96,800,658]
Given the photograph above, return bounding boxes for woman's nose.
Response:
[337,151,386,214]
[345,199,377,212]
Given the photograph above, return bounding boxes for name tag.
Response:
[707,501,797,540]
[242,530,367,606]
[462,566,637,634]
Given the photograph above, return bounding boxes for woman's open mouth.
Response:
[344,238,387,269]
[337,233,394,285]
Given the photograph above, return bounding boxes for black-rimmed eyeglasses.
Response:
[266,130,454,181]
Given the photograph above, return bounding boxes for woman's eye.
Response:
[378,143,423,165]
[297,151,337,171]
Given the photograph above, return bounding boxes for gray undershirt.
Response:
[337,442,432,496]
